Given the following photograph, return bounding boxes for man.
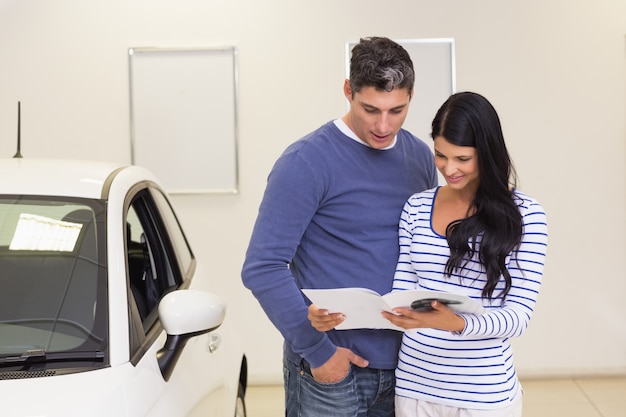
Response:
[242,36,438,417]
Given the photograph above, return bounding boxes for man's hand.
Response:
[310,347,369,383]
[308,303,345,331]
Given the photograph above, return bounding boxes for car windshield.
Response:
[0,196,107,364]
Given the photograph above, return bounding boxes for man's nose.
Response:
[375,113,390,132]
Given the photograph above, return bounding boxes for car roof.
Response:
[0,158,154,200]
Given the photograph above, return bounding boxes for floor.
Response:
[245,376,626,417]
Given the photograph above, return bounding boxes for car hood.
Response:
[1,365,130,417]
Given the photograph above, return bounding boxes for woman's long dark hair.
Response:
[431,92,522,301]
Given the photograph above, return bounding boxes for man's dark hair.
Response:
[349,37,415,97]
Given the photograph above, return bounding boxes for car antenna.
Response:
[13,101,23,158]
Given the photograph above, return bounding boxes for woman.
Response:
[382,91,548,416]
[309,92,548,417]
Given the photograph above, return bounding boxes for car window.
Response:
[151,190,193,278]
[0,196,108,368]
[126,189,182,334]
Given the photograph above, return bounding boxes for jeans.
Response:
[283,357,395,417]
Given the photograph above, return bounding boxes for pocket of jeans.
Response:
[302,361,354,387]
[301,366,356,410]
[297,365,358,416]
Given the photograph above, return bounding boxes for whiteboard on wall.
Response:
[345,38,456,144]
[128,47,239,194]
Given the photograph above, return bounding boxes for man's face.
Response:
[342,81,412,149]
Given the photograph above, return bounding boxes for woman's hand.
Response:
[381,300,466,332]
[308,303,345,332]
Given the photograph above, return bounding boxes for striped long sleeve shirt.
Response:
[392,187,548,410]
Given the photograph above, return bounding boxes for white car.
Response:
[0,158,247,417]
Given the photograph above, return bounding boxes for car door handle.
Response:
[207,333,222,353]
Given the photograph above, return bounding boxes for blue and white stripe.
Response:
[393,187,548,410]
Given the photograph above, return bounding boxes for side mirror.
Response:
[156,289,226,381]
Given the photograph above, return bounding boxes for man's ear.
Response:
[343,79,353,100]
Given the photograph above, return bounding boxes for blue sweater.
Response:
[242,120,437,369]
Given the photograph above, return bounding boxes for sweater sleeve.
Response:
[459,197,548,339]
[241,147,336,368]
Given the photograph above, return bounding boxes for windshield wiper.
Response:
[0,348,104,367]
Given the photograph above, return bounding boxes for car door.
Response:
[123,187,229,417]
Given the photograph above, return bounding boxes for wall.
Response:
[0,0,624,384]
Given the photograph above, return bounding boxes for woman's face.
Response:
[433,136,479,193]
